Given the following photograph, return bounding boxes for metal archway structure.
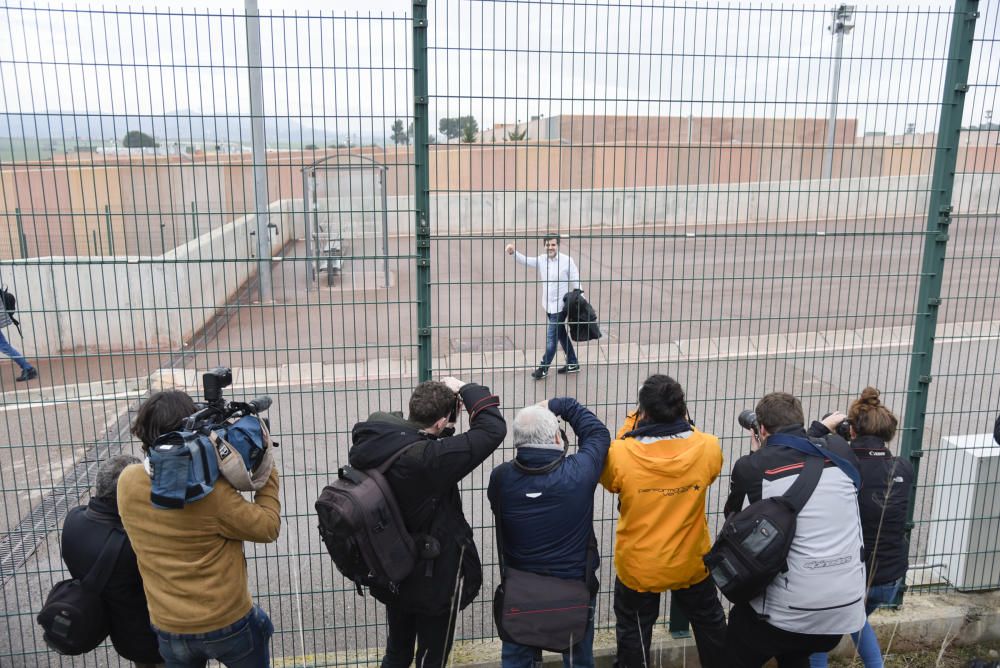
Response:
[301,152,390,288]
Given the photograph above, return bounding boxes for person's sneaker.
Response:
[530,367,549,380]
[16,367,38,382]
[557,364,581,375]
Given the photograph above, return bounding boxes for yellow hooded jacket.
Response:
[600,413,723,593]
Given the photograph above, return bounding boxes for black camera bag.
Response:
[704,455,823,604]
[37,529,125,655]
[315,442,421,594]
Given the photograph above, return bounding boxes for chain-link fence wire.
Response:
[917,0,999,596]
[0,1,996,666]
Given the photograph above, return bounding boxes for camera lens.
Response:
[738,410,758,431]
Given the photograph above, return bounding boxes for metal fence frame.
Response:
[0,0,997,664]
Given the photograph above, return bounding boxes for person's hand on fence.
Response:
[504,243,515,255]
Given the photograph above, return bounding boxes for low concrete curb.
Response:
[447,591,1000,668]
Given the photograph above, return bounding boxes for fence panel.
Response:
[0,1,995,666]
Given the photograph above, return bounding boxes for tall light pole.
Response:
[822,4,855,180]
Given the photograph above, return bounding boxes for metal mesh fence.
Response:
[0,0,996,665]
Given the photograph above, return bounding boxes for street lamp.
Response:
[822,4,855,180]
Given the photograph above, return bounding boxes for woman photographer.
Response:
[807,387,914,668]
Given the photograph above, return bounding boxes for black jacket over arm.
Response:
[348,382,506,614]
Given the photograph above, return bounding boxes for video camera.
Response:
[149,367,276,509]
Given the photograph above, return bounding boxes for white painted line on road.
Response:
[2,321,998,412]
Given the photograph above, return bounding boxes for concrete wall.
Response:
[368,172,1000,237]
[4,170,997,356]
[2,199,301,356]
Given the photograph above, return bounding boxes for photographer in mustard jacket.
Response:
[118,390,281,668]
[600,374,726,668]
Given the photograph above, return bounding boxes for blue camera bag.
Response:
[149,431,220,509]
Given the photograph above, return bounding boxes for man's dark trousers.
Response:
[726,602,842,668]
[613,575,726,668]
[382,604,457,668]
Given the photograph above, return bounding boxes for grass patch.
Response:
[830,642,1000,667]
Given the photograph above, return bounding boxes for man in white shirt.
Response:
[505,234,581,379]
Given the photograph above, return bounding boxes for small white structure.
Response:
[927,433,1000,590]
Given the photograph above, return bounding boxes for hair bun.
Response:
[859,386,881,408]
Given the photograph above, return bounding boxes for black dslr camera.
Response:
[821,412,853,441]
[737,409,760,437]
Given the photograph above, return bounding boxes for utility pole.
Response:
[246,0,272,301]
[822,5,855,180]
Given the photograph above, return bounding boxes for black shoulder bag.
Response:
[492,450,593,653]
[38,529,126,655]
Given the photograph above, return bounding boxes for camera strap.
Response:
[766,433,861,489]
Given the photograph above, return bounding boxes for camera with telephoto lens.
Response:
[737,409,760,436]
[148,367,276,509]
[821,412,853,441]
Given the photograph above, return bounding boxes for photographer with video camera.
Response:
[118,370,280,668]
[721,392,867,668]
[806,388,914,668]
[346,376,505,668]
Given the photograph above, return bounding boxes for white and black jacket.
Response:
[809,423,914,586]
[724,426,867,636]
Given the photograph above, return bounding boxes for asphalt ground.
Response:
[3,334,999,666]
[2,214,999,665]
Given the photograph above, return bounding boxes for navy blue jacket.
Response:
[487,397,611,582]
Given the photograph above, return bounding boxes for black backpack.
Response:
[315,442,421,594]
[1,283,20,335]
[37,530,126,655]
[704,455,823,604]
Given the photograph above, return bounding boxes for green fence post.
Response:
[413,0,432,382]
[15,207,29,259]
[668,597,691,639]
[104,205,115,256]
[899,0,980,602]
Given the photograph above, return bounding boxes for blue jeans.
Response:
[0,328,31,371]
[501,595,596,668]
[808,578,903,668]
[540,310,577,368]
[155,605,273,668]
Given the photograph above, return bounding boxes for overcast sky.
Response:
[0,0,995,142]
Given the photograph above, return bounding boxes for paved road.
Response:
[3,332,998,666]
[2,214,999,665]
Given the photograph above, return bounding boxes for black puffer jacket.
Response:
[809,423,914,586]
[61,497,162,664]
[348,383,506,615]
[563,289,602,342]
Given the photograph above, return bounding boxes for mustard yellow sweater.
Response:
[600,414,723,593]
[117,463,281,633]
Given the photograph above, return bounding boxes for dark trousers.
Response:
[382,604,457,668]
[613,575,727,668]
[726,602,842,668]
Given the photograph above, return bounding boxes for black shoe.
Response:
[531,367,549,380]
[16,367,38,382]
[557,364,581,374]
